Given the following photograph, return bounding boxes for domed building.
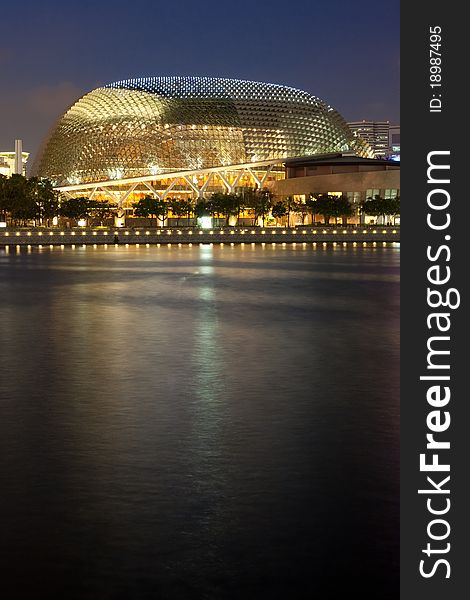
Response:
[33,77,371,203]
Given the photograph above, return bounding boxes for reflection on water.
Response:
[0,244,399,599]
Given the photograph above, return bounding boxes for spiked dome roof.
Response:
[33,76,372,186]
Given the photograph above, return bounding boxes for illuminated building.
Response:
[347,120,391,159]
[388,125,400,161]
[33,77,372,208]
[0,140,29,177]
[271,153,400,225]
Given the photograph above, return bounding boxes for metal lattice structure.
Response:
[33,77,372,187]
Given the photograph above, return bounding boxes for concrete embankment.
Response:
[0,226,400,246]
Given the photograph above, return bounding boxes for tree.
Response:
[335,195,353,225]
[208,192,240,225]
[133,195,167,226]
[361,195,399,225]
[134,196,154,225]
[88,200,116,226]
[235,193,245,226]
[285,196,298,227]
[271,200,287,225]
[252,189,273,226]
[386,196,400,224]
[11,194,37,224]
[156,199,168,227]
[0,175,62,225]
[206,193,222,221]
[28,177,60,226]
[361,195,381,223]
[59,197,92,221]
[306,194,318,224]
[309,194,338,225]
[169,198,189,227]
[296,200,310,225]
[239,187,257,224]
[0,174,10,221]
[4,175,36,225]
[179,199,195,226]
[307,194,353,226]
[194,200,211,219]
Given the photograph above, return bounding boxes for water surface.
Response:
[0,244,400,599]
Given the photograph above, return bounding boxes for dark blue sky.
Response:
[0,0,399,163]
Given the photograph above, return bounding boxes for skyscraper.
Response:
[388,125,400,160]
[0,140,29,177]
[347,120,390,159]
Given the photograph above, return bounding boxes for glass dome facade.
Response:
[33,77,372,186]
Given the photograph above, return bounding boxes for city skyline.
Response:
[0,0,399,163]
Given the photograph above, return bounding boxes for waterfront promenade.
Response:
[0,226,400,246]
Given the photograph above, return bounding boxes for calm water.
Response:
[0,244,399,599]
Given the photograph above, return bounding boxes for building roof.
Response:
[33,77,373,186]
[285,152,399,168]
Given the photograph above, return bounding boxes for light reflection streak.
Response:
[189,245,228,533]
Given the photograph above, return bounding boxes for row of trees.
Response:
[273,194,400,225]
[0,174,59,226]
[0,175,118,226]
[272,194,354,226]
[360,195,401,225]
[58,197,117,226]
[133,191,400,226]
[132,189,275,226]
[1,174,400,227]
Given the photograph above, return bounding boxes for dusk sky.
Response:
[0,0,399,166]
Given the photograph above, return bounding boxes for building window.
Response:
[346,191,361,203]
